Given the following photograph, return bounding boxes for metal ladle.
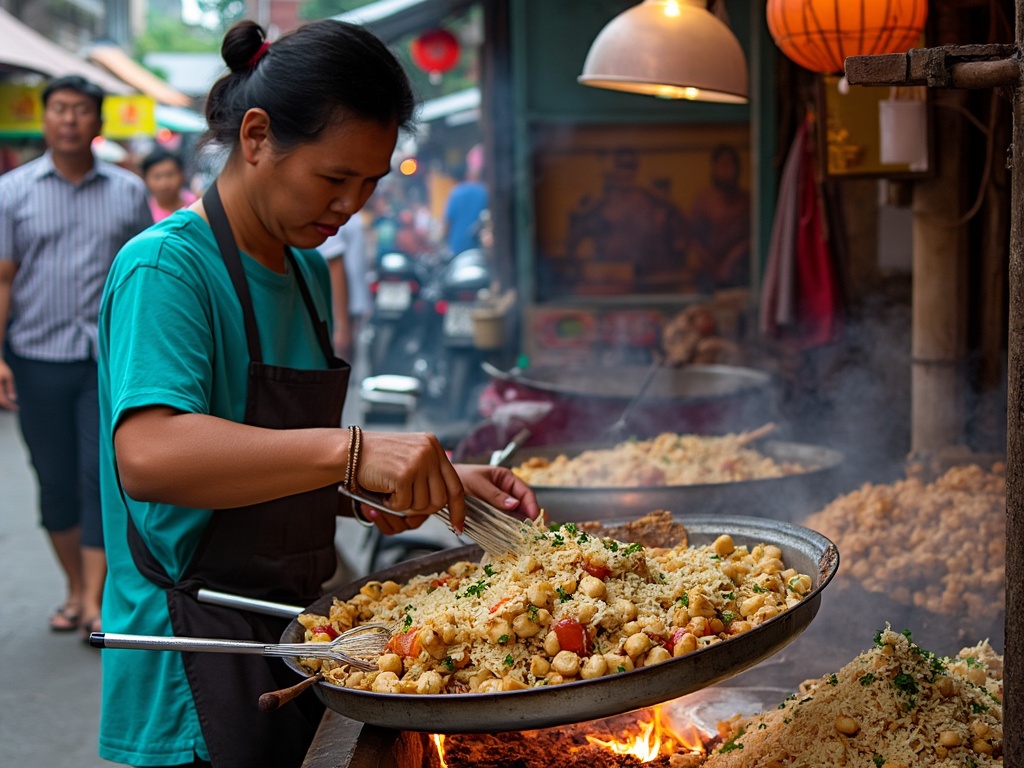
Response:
[607,355,662,439]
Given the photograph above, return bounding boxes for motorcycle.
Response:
[413,247,495,423]
[364,250,432,378]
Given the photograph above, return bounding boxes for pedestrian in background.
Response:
[442,143,487,256]
[318,213,371,358]
[141,147,197,222]
[0,74,152,639]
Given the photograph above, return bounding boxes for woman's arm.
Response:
[115,407,466,527]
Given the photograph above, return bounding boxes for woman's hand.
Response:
[353,431,465,534]
[454,464,541,521]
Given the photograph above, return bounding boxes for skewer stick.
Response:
[736,422,777,448]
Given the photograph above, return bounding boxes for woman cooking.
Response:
[96,19,539,768]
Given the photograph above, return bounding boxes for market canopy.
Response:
[334,0,477,43]
[0,7,130,94]
[86,44,193,107]
[155,104,207,134]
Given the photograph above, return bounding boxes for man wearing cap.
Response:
[0,75,152,639]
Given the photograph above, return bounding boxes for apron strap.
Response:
[203,183,263,364]
[203,182,337,368]
[285,249,337,365]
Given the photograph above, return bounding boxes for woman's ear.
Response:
[239,108,272,165]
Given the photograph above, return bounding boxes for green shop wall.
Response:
[500,0,776,307]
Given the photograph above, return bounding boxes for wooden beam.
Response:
[1005,1,1024,762]
[846,44,1018,89]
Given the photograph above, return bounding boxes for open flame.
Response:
[585,705,706,762]
[432,734,448,768]
[431,705,706,766]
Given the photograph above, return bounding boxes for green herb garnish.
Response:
[457,578,490,599]
[718,729,745,753]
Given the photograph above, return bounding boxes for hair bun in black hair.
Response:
[221,19,267,74]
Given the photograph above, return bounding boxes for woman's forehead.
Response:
[302,119,397,175]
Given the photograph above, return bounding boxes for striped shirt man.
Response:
[0,150,152,361]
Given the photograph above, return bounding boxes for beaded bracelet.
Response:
[342,425,371,526]
[343,424,363,492]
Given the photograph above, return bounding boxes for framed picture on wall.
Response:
[530,122,752,301]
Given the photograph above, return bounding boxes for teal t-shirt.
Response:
[96,209,333,766]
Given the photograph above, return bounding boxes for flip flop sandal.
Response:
[49,605,82,633]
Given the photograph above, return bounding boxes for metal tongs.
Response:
[340,486,527,558]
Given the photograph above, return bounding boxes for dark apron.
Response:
[125,182,350,768]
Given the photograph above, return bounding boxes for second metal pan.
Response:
[496,439,845,523]
[280,514,839,733]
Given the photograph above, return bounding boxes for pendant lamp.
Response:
[578,0,748,104]
[766,0,928,75]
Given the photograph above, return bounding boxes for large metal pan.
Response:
[280,515,839,733]
[482,362,776,444]
[487,439,845,523]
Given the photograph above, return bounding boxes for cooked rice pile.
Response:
[297,512,812,695]
[702,628,1003,767]
[802,464,1005,622]
[511,431,807,488]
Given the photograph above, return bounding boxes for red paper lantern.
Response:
[410,29,460,77]
[767,0,928,75]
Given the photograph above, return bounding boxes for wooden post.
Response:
[909,85,969,451]
[1005,4,1024,764]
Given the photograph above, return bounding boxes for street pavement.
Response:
[0,406,108,767]
[0,335,464,766]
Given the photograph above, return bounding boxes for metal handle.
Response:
[91,632,272,655]
[196,588,304,618]
[90,632,339,661]
[490,428,532,466]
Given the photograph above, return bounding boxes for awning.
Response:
[156,104,207,134]
[333,0,478,43]
[419,86,479,126]
[0,8,130,94]
[86,45,193,107]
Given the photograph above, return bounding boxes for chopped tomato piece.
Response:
[552,618,590,655]
[583,561,611,579]
[489,596,511,614]
[430,574,451,588]
[386,628,422,657]
[311,625,339,640]
[666,628,687,651]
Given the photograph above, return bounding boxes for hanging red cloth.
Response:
[760,115,843,349]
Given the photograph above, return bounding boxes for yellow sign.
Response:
[102,94,156,139]
[0,82,43,136]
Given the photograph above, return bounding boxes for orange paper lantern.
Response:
[766,0,928,74]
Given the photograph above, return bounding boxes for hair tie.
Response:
[247,41,271,70]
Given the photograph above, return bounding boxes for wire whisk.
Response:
[339,487,528,558]
[90,622,394,671]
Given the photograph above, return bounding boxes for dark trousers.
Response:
[6,350,102,548]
